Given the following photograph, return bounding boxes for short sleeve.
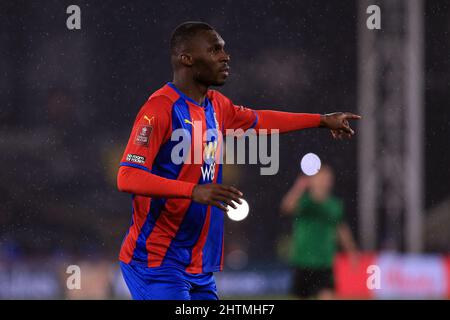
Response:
[119,96,172,172]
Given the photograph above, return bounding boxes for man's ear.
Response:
[180,53,193,67]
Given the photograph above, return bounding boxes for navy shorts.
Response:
[120,262,219,300]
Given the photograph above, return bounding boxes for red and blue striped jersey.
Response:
[118,82,258,273]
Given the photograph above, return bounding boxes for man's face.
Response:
[189,30,230,86]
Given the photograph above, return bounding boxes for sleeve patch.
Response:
[126,154,146,164]
[134,125,153,146]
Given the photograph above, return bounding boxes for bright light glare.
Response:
[300,153,321,176]
[226,199,249,221]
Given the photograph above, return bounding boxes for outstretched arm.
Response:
[254,110,361,138]
[254,110,321,133]
[214,89,361,137]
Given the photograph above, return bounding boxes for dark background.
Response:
[1,0,449,268]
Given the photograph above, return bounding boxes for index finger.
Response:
[344,112,362,120]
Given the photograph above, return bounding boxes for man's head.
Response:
[170,21,230,86]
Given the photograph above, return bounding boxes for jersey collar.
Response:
[167,82,209,108]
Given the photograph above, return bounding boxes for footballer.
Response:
[117,21,360,300]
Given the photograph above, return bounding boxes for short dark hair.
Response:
[170,21,214,55]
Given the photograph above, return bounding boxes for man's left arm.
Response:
[216,90,361,138]
[215,90,361,139]
[254,110,362,139]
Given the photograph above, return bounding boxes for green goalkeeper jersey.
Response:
[289,192,344,269]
